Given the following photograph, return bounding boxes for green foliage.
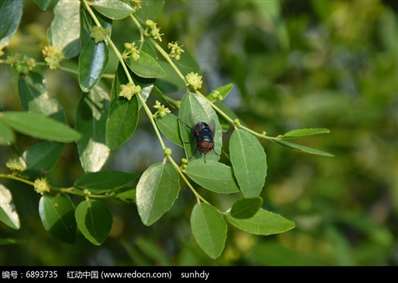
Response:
[74,171,138,193]
[190,203,227,259]
[39,194,76,243]
[48,0,80,59]
[91,0,133,20]
[229,129,267,198]
[75,200,112,246]
[0,112,81,143]
[230,197,263,219]
[0,0,23,45]
[185,160,239,194]
[79,10,110,92]
[0,184,20,230]
[136,162,180,226]
[105,66,140,150]
[227,209,295,236]
[0,0,340,263]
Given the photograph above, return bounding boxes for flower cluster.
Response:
[90,26,108,43]
[122,42,140,61]
[5,54,36,74]
[145,20,163,42]
[33,178,51,194]
[153,100,171,118]
[5,157,26,172]
[168,41,184,60]
[42,45,64,70]
[119,83,141,100]
[180,158,188,171]
[208,90,224,101]
[186,72,203,90]
[131,0,142,11]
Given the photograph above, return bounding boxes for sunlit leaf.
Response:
[106,65,140,149]
[79,10,111,92]
[229,129,267,198]
[48,0,80,58]
[0,184,20,230]
[92,0,133,20]
[185,159,239,194]
[178,93,222,161]
[191,203,227,259]
[0,112,81,143]
[136,162,180,226]
[226,209,295,235]
[0,0,23,45]
[76,97,110,172]
[275,139,334,157]
[281,128,330,138]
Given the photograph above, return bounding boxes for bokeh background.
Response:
[1,0,398,265]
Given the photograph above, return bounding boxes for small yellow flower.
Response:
[145,20,163,42]
[6,157,26,172]
[119,83,141,100]
[34,178,51,194]
[186,72,203,90]
[153,100,171,118]
[163,147,172,157]
[122,42,140,61]
[131,0,142,11]
[168,41,184,60]
[42,45,64,70]
[90,26,108,43]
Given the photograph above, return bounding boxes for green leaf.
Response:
[275,139,334,157]
[229,129,267,198]
[209,83,234,101]
[190,203,227,259]
[136,162,180,226]
[79,10,111,92]
[18,72,64,120]
[75,171,138,193]
[127,51,165,79]
[0,184,20,230]
[48,0,80,58]
[39,194,76,243]
[135,0,165,21]
[135,237,170,265]
[0,0,23,45]
[156,114,183,147]
[230,197,263,219]
[185,159,239,194]
[0,111,81,143]
[281,128,331,138]
[33,0,59,11]
[76,97,110,172]
[106,66,140,150]
[23,142,64,172]
[0,238,18,246]
[92,0,133,20]
[0,121,14,146]
[75,200,112,246]
[178,93,222,161]
[226,208,295,236]
[115,188,135,203]
[174,49,201,75]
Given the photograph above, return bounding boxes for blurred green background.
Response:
[1,0,398,265]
